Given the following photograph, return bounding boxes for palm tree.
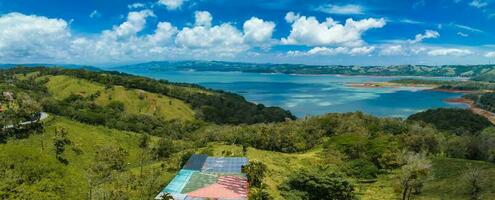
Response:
[159,192,174,200]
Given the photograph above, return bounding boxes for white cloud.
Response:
[485,52,495,58]
[243,17,276,44]
[316,4,364,15]
[0,11,283,63]
[288,46,375,56]
[158,0,186,10]
[105,10,155,39]
[282,12,386,47]
[380,45,405,56]
[427,48,473,56]
[148,22,178,45]
[89,10,101,19]
[175,24,246,55]
[0,12,71,61]
[128,3,146,9]
[409,30,439,43]
[469,0,488,8]
[194,11,212,27]
[457,32,469,37]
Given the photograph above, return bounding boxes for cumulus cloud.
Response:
[281,12,386,47]
[288,46,375,56]
[0,10,283,63]
[427,48,473,56]
[380,45,406,56]
[158,0,186,10]
[409,30,439,44]
[0,12,71,62]
[194,11,212,27]
[315,4,364,15]
[485,52,495,58]
[105,10,155,39]
[243,17,276,44]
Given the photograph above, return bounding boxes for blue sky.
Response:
[1,0,495,66]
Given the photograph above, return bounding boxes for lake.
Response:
[116,68,468,118]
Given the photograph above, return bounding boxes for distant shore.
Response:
[346,82,436,89]
[346,81,481,94]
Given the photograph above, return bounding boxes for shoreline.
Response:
[445,98,495,124]
[346,82,480,94]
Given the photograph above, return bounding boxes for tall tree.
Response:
[396,152,431,200]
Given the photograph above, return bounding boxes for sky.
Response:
[1,0,495,66]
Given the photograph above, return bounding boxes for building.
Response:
[156,154,249,200]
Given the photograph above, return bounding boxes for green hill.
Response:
[0,116,177,199]
[45,75,195,121]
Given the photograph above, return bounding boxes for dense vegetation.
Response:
[408,108,492,135]
[119,61,495,77]
[1,67,495,199]
[390,78,495,91]
[467,92,495,113]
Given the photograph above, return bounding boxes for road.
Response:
[3,112,49,129]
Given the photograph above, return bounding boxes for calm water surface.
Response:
[117,69,468,118]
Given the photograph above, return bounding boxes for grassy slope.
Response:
[210,145,495,200]
[209,144,325,199]
[0,116,176,199]
[45,75,195,121]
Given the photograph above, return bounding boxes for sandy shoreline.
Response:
[445,98,495,124]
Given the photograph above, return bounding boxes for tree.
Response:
[53,127,71,164]
[159,192,174,200]
[280,167,355,200]
[153,137,176,160]
[396,152,431,200]
[242,161,267,188]
[138,133,150,178]
[464,167,484,200]
[249,184,272,200]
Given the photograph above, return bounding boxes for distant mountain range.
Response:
[0,63,101,71]
[3,61,495,79]
[116,60,495,78]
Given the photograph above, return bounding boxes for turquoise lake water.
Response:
[117,68,468,118]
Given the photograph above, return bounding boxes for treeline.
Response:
[2,67,295,124]
[390,78,495,91]
[408,108,495,162]
[466,92,495,113]
[389,78,452,85]
[189,111,495,164]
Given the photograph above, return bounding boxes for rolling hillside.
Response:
[0,116,177,199]
[45,75,195,121]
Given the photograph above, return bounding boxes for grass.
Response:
[209,145,495,200]
[209,144,326,199]
[0,116,177,199]
[418,158,495,200]
[45,75,195,121]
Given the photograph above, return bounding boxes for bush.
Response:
[280,167,355,200]
[342,159,379,179]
